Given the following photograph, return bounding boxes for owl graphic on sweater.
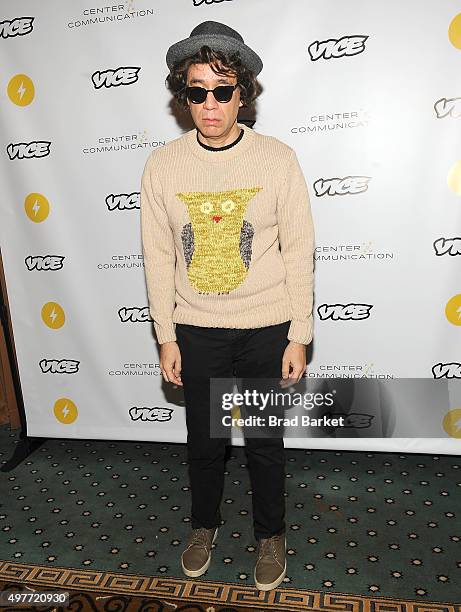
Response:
[176,187,262,294]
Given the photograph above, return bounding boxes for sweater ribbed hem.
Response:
[172,302,292,332]
[154,313,313,345]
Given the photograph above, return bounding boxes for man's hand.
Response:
[280,341,306,387]
[159,341,183,386]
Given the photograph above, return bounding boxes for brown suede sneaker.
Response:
[181,526,218,577]
[254,533,286,591]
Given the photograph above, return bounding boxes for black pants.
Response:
[175,320,291,541]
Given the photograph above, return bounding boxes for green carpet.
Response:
[0,424,460,603]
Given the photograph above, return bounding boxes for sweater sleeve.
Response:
[276,149,315,345]
[140,154,177,344]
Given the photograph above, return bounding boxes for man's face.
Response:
[185,62,243,139]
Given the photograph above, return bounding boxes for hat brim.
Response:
[166,33,263,75]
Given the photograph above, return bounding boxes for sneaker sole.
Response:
[181,527,218,578]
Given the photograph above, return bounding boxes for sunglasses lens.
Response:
[186,87,207,104]
[214,85,235,102]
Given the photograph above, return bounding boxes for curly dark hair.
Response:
[165,45,262,110]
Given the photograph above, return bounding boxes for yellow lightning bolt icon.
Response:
[25,193,49,223]
[17,81,26,100]
[42,302,65,329]
[8,74,34,106]
[54,398,78,424]
[49,308,57,324]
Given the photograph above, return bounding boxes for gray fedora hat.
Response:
[166,20,263,75]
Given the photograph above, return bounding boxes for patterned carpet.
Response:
[0,423,460,607]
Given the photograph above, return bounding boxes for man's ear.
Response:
[239,100,243,107]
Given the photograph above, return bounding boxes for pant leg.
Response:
[175,324,234,530]
[232,321,291,540]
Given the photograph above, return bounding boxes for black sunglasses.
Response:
[184,84,239,104]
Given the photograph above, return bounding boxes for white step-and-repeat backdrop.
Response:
[1,1,460,453]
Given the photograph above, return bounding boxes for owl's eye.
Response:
[221,199,235,213]
[200,201,214,214]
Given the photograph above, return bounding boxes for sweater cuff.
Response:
[154,321,177,345]
[287,319,313,345]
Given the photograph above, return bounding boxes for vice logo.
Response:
[92,67,141,89]
[118,307,152,323]
[39,359,80,374]
[314,176,371,196]
[106,192,140,211]
[308,35,368,61]
[433,237,461,256]
[193,0,233,5]
[25,255,65,271]
[129,406,173,422]
[7,141,51,160]
[434,97,461,119]
[0,17,34,38]
[432,362,461,379]
[318,303,373,320]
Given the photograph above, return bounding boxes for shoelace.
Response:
[188,528,213,549]
[257,535,283,563]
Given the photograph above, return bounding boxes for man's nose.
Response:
[203,90,218,109]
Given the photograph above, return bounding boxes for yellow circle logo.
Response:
[448,13,461,49]
[41,302,65,329]
[7,74,35,106]
[25,193,50,223]
[443,408,461,438]
[445,294,461,325]
[54,398,78,424]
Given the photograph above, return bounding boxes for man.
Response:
[140,20,315,591]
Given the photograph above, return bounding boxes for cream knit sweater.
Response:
[140,122,315,345]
